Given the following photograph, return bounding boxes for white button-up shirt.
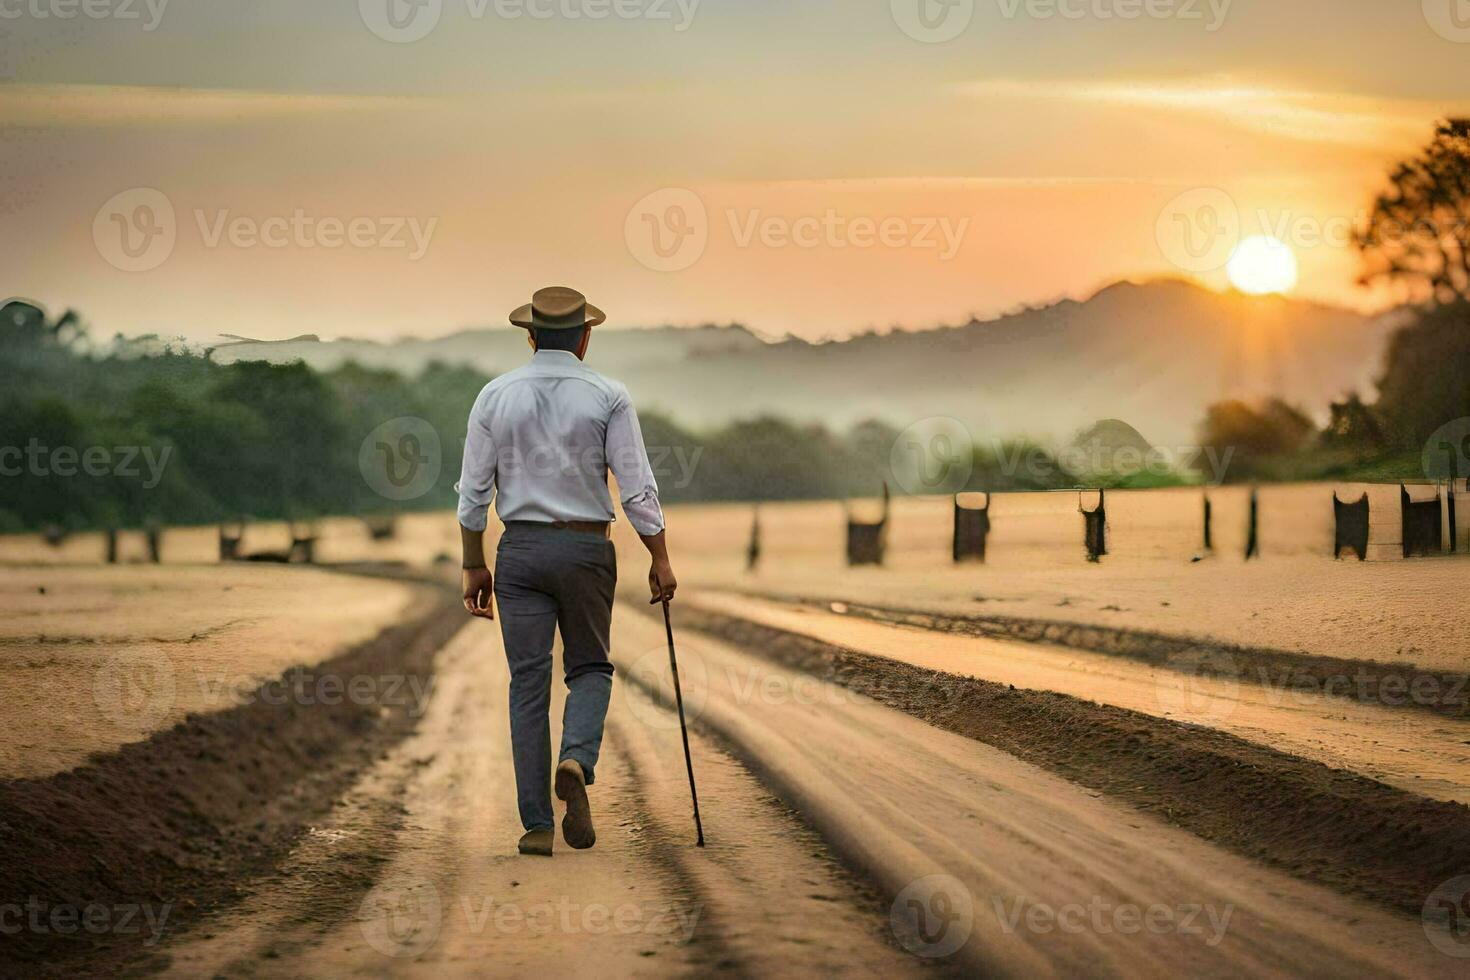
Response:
[454,350,665,536]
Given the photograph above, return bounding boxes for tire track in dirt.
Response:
[607,685,926,977]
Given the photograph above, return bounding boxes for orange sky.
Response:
[3,1,1468,341]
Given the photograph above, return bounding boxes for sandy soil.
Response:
[606,493,1470,672]
[0,564,426,778]
[611,606,1460,978]
[688,590,1470,803]
[8,485,1463,670]
[158,621,920,978]
[0,588,463,976]
[0,512,463,567]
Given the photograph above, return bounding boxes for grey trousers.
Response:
[494,522,617,832]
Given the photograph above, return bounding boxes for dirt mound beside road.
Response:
[0,584,461,977]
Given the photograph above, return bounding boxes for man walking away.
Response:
[455,286,678,857]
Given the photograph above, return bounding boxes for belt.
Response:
[505,520,611,538]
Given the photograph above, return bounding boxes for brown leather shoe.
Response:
[518,829,553,856]
[555,759,596,849]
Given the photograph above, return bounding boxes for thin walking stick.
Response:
[660,597,705,847]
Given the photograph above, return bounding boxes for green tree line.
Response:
[0,303,489,532]
[1,303,1084,534]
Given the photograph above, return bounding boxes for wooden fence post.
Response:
[845,483,890,566]
[1081,488,1106,562]
[1333,492,1369,561]
[1401,485,1443,558]
[1245,489,1259,560]
[953,493,991,563]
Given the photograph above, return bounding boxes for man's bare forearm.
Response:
[461,523,488,569]
[639,528,669,562]
[641,528,677,603]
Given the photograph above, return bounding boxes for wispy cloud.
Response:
[740,176,1169,191]
[955,77,1460,148]
[0,84,424,127]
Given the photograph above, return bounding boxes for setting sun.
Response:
[1227,235,1300,295]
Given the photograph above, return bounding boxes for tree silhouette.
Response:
[1,299,83,347]
[1357,119,1470,308]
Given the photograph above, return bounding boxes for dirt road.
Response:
[611,605,1458,978]
[158,621,918,978]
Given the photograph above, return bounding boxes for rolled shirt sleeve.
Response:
[454,391,497,532]
[605,387,666,536]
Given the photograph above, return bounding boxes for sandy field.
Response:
[0,564,429,779]
[5,484,1464,677]
[609,489,1470,672]
[687,590,1470,803]
[0,512,464,568]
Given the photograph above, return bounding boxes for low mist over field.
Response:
[206,280,1397,445]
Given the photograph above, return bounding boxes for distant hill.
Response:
[1067,419,1160,479]
[211,280,1401,447]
